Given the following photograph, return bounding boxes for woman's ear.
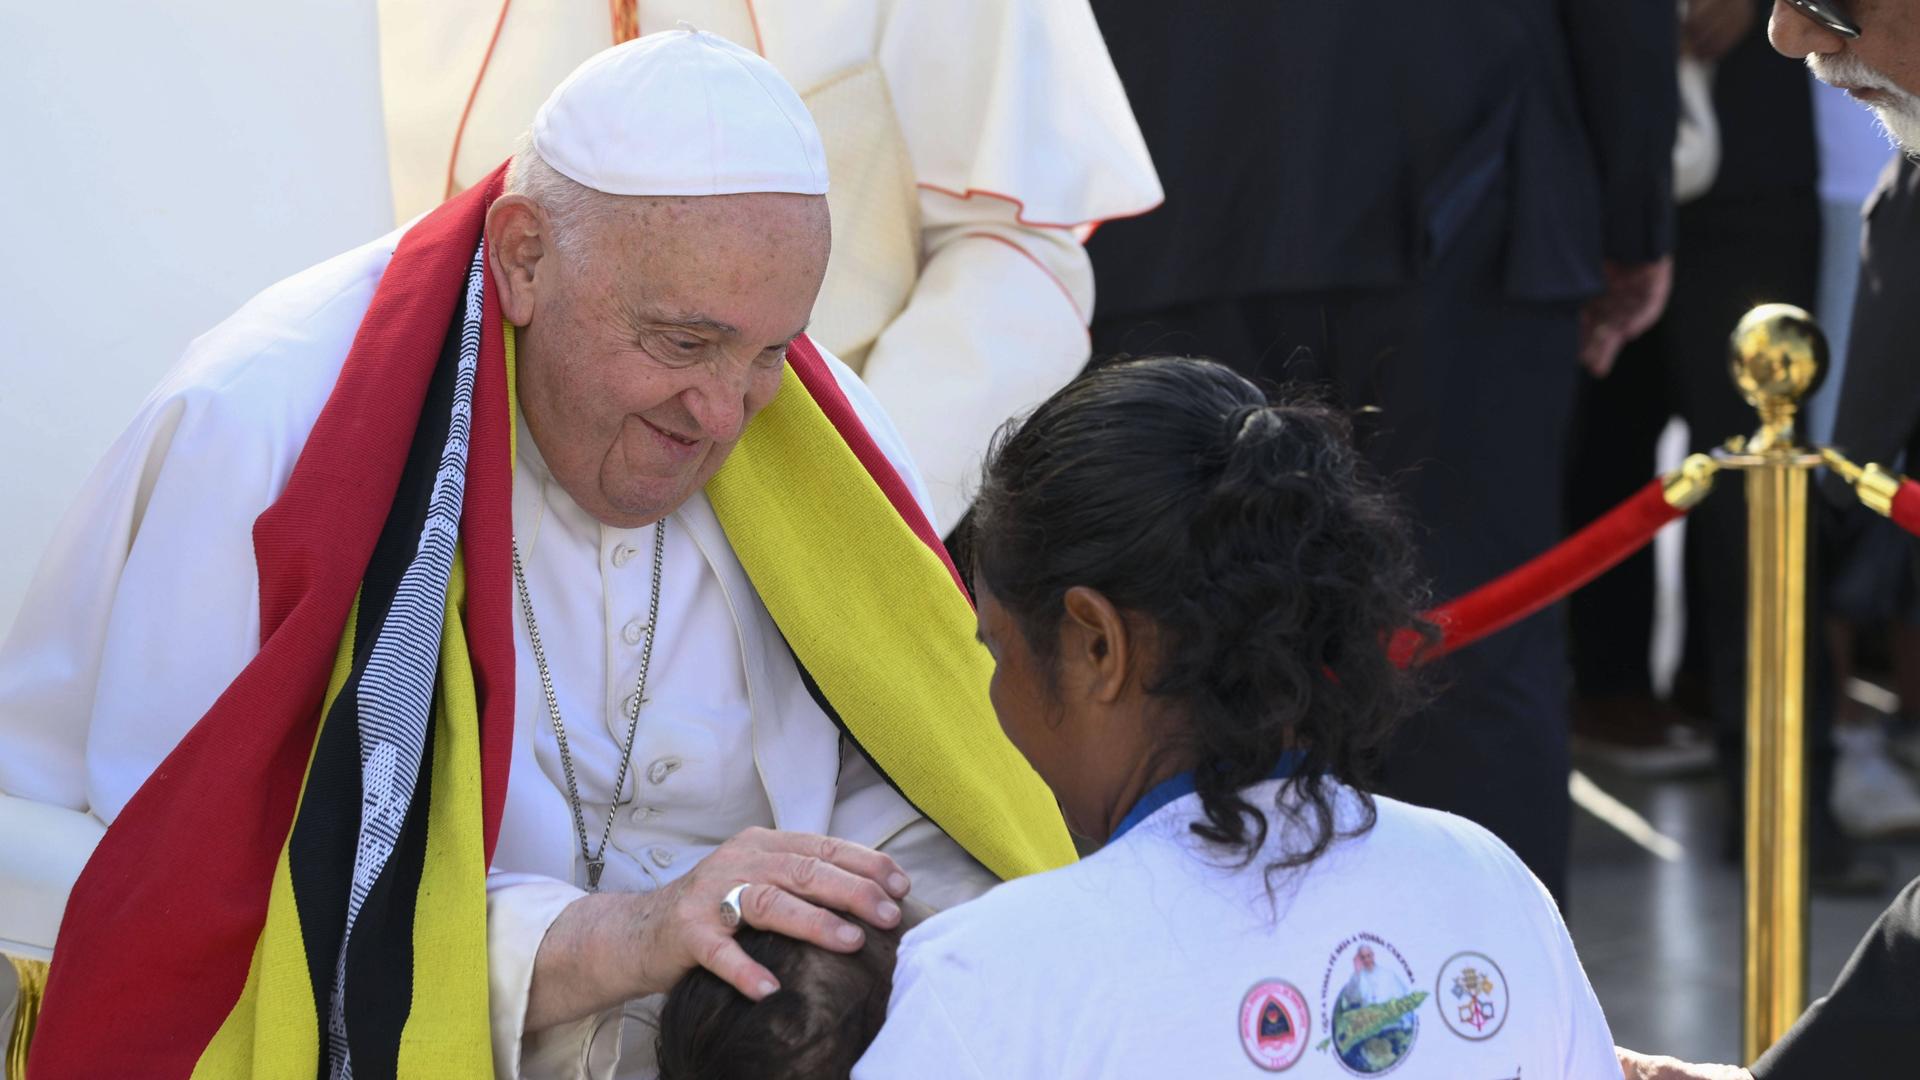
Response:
[1060,586,1131,704]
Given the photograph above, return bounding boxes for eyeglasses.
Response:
[1787,0,1862,38]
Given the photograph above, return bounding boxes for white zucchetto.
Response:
[531,28,830,197]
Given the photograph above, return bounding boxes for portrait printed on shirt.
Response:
[1316,932,1427,1076]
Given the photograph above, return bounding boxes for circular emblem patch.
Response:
[1316,933,1424,1076]
[1434,951,1509,1041]
[1238,979,1310,1071]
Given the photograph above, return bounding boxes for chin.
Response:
[596,458,709,526]
[603,486,692,527]
[1877,105,1920,157]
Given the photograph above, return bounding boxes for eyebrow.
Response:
[650,312,739,337]
[632,306,809,348]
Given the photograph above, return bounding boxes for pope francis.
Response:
[0,29,1070,1080]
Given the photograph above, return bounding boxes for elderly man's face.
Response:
[1773,0,1920,150]
[493,191,830,528]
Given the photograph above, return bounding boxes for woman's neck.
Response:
[1098,749,1192,844]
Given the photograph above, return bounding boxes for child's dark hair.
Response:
[970,357,1434,879]
[655,918,901,1080]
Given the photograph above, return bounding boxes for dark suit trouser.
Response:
[1567,190,1835,843]
[1091,194,1582,903]
[1564,327,1670,699]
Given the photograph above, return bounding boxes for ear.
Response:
[1059,586,1131,705]
[485,194,552,326]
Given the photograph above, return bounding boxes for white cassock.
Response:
[0,224,997,1078]
[377,0,1164,533]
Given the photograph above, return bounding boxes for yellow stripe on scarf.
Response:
[193,557,493,1077]
[193,596,362,1077]
[708,365,1075,880]
[395,552,492,1073]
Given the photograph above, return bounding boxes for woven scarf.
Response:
[29,165,1072,1078]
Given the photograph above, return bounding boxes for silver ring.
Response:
[719,883,751,929]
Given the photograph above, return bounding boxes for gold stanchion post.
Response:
[1723,304,1826,1062]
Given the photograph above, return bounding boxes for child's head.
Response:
[654,913,909,1080]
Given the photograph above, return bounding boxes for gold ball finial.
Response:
[1729,304,1827,431]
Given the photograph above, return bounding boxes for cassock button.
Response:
[647,757,681,785]
[622,619,647,646]
[612,543,638,568]
[649,846,675,868]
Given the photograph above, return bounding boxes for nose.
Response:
[680,363,754,444]
[1769,0,1848,57]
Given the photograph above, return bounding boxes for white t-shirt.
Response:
[855,781,1617,1079]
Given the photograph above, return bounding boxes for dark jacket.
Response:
[1085,0,1678,315]
[1829,154,1920,474]
[1751,875,1920,1077]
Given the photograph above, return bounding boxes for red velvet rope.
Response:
[1892,477,1920,538]
[1390,478,1686,667]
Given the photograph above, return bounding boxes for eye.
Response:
[672,339,702,352]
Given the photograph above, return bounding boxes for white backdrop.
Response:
[0,1,396,626]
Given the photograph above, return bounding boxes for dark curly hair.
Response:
[969,357,1434,881]
[655,919,899,1080]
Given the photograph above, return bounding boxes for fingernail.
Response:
[887,872,910,896]
[758,980,778,999]
[837,924,863,946]
[878,900,901,924]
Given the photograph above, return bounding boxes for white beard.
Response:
[1811,53,1920,157]
[1871,105,1920,158]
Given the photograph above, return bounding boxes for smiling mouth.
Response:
[641,417,699,448]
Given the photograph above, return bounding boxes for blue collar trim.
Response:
[1110,750,1308,842]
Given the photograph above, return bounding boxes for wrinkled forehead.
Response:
[579,192,830,330]
[583,192,829,273]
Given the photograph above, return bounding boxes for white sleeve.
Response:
[0,238,394,819]
[819,344,938,527]
[850,0,1161,535]
[0,384,272,819]
[486,872,624,1080]
[853,191,1094,534]
[1507,854,1619,1078]
[1546,892,1624,1079]
[853,937,995,1080]
[876,0,1161,230]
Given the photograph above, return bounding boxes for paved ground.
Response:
[1567,761,1918,1066]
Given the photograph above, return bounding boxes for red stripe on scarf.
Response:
[784,335,970,599]
[30,166,515,1077]
[467,262,517,854]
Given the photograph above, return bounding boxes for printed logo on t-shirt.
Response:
[1434,951,1510,1041]
[1238,979,1310,1071]
[1314,932,1427,1076]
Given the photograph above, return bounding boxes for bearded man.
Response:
[0,30,1069,1079]
[1618,3,1920,1077]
